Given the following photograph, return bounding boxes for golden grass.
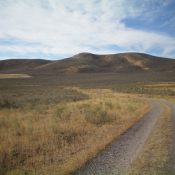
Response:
[144,82,175,92]
[0,74,31,79]
[144,82,175,88]
[128,104,172,175]
[0,88,149,175]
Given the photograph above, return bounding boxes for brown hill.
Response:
[0,53,175,75]
[31,52,175,74]
[0,59,51,73]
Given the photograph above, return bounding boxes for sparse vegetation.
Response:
[0,65,174,175]
[113,83,175,96]
[0,99,18,109]
[0,87,149,175]
[128,104,172,175]
[0,85,88,108]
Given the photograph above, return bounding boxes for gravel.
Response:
[74,100,163,175]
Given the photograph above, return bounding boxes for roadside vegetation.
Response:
[128,103,172,175]
[122,82,175,175]
[113,82,175,96]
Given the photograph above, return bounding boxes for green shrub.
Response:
[55,105,65,119]
[84,105,111,125]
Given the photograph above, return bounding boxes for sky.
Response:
[0,0,175,60]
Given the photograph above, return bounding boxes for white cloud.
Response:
[0,0,175,59]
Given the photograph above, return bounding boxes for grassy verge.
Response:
[128,104,172,175]
[0,88,149,175]
[113,82,175,96]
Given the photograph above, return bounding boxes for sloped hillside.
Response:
[0,52,175,75]
[0,59,51,73]
[31,52,175,74]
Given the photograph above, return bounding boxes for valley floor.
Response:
[0,88,149,175]
[0,77,175,175]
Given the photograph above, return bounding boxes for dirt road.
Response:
[74,100,165,175]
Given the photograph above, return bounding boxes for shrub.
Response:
[84,105,111,125]
[105,101,113,109]
[55,104,72,120]
[0,99,18,109]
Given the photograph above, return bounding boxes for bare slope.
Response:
[32,52,175,74]
[0,52,175,75]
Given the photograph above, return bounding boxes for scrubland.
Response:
[0,53,175,175]
[0,77,175,175]
[113,82,175,96]
[0,86,149,175]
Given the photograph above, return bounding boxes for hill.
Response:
[0,52,175,75]
[0,59,51,73]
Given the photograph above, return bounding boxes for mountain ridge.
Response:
[0,52,175,75]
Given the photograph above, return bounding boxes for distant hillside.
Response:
[0,53,175,75]
[0,59,51,73]
[31,52,175,74]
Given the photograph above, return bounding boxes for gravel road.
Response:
[74,100,163,175]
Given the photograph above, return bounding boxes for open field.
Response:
[0,84,149,175]
[0,74,175,175]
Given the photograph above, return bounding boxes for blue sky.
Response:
[0,0,175,60]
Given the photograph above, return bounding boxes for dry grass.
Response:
[0,74,31,79]
[144,82,175,88]
[145,83,175,93]
[128,104,172,175]
[0,88,149,175]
